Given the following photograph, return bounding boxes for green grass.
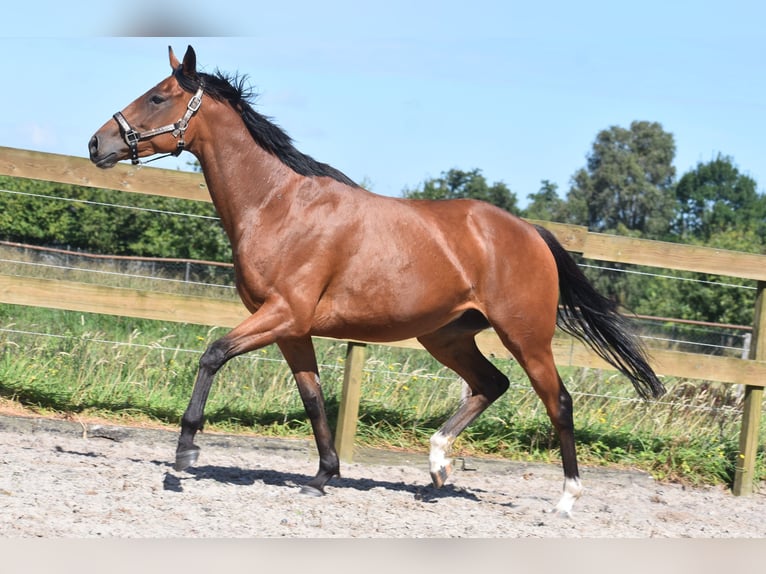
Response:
[1,302,763,487]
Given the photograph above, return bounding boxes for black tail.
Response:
[534,225,665,399]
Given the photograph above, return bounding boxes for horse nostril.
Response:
[88,135,99,156]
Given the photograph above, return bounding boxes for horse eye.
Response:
[150,94,166,105]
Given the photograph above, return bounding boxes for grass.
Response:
[1,302,764,488]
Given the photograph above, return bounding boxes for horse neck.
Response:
[190,101,300,235]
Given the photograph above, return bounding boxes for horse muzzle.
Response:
[88,134,121,169]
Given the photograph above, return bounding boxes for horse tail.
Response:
[533,224,665,399]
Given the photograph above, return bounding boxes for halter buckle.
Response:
[124,129,141,146]
[188,94,202,113]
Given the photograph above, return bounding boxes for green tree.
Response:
[673,154,766,242]
[402,168,520,215]
[564,121,676,237]
[524,179,565,221]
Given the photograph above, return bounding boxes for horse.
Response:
[88,45,665,516]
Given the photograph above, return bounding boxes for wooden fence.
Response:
[1,146,764,495]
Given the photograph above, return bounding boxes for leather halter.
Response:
[113,83,204,165]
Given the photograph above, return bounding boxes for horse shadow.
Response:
[153,460,484,504]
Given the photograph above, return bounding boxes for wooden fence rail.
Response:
[1,146,764,494]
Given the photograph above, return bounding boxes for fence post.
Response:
[334,341,367,462]
[733,281,765,495]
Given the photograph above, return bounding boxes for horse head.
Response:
[88,45,203,168]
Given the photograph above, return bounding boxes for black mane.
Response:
[174,67,358,187]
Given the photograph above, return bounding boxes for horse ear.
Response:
[182,45,197,77]
[168,46,180,70]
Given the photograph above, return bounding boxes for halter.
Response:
[113,83,204,165]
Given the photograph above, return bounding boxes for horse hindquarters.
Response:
[413,217,583,513]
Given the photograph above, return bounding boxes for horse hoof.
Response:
[299,484,325,497]
[173,447,200,471]
[549,506,573,519]
[553,478,582,518]
[430,464,451,489]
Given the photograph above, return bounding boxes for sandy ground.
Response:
[0,413,763,538]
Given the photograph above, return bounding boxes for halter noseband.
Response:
[113,82,204,165]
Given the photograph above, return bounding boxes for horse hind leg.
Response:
[417,327,510,488]
[503,335,583,517]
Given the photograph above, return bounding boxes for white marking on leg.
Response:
[460,380,471,404]
[554,477,583,517]
[429,431,454,482]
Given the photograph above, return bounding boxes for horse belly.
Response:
[310,265,475,342]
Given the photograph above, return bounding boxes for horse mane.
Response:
[174,67,359,187]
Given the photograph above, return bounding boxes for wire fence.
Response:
[0,324,745,418]
[0,239,753,358]
[0,185,756,359]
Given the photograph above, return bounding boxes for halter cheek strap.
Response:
[113,84,204,165]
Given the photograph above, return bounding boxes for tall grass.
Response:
[0,302,763,487]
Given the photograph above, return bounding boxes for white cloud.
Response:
[17,123,58,149]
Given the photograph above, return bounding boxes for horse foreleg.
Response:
[174,337,229,471]
[278,337,339,496]
[174,304,295,472]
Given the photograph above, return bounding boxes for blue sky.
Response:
[2,1,764,205]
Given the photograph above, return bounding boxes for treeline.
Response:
[0,175,231,262]
[1,120,763,326]
[404,121,766,247]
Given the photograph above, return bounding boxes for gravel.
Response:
[0,413,763,538]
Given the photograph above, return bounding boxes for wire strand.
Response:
[581,263,757,290]
[0,326,743,416]
[0,188,220,221]
[0,258,236,291]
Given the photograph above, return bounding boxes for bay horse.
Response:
[88,45,664,516]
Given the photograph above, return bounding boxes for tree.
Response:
[673,154,766,242]
[563,121,676,237]
[524,180,565,221]
[402,168,520,215]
